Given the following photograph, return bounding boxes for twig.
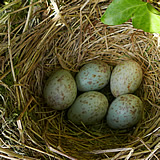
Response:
[50,0,71,33]
[145,142,160,160]
[2,134,62,160]
[8,15,21,110]
[47,144,77,160]
[0,0,21,14]
[0,153,19,160]
[78,0,90,62]
[8,16,16,83]
[87,147,133,154]
[0,148,37,160]
[138,137,158,159]
[23,0,33,32]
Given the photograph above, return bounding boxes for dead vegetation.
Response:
[0,0,159,159]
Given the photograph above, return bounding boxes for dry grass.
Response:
[0,0,160,159]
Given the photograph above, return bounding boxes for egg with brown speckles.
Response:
[76,61,111,91]
[67,91,109,125]
[110,60,142,97]
[106,94,143,129]
[43,69,77,110]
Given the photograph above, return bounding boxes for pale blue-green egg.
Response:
[43,69,77,110]
[67,91,109,125]
[110,60,143,97]
[106,94,143,129]
[76,61,111,91]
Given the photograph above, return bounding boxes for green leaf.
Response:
[147,3,160,15]
[101,0,160,33]
[132,3,160,33]
[101,0,145,25]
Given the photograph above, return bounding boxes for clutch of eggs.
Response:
[110,60,143,97]
[43,69,77,110]
[106,94,143,129]
[43,60,143,129]
[76,61,111,91]
[67,91,109,125]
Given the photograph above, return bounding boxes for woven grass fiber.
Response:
[0,0,160,159]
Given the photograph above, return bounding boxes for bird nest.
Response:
[0,0,160,159]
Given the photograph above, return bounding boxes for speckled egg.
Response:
[67,91,108,125]
[43,69,77,110]
[76,61,111,91]
[106,94,143,129]
[110,60,142,97]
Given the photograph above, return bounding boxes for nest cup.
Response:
[0,0,160,159]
